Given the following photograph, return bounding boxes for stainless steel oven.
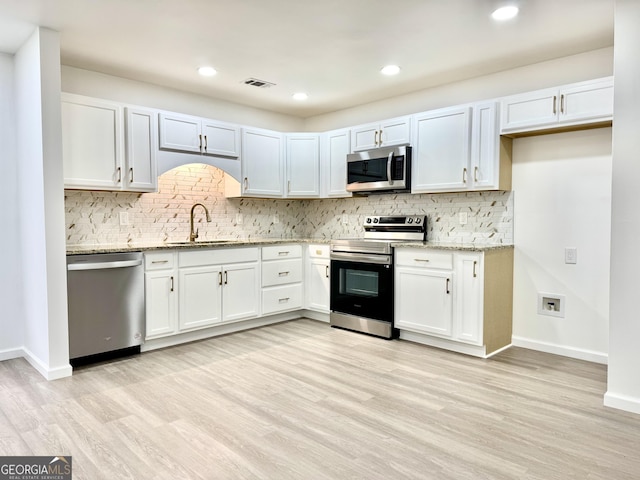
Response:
[330,215,427,339]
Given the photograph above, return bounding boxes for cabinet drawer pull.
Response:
[278,297,290,303]
[446,278,450,294]
[224,271,228,285]
[278,251,290,256]
[218,271,223,286]
[462,167,467,184]
[325,265,329,278]
[129,167,134,183]
[552,95,557,114]
[560,94,565,114]
[151,260,169,264]
[278,271,290,276]
[414,258,430,262]
[170,276,174,292]
[473,261,477,278]
[116,167,122,183]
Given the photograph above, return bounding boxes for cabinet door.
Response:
[323,129,351,198]
[306,259,330,312]
[145,271,177,339]
[559,78,613,124]
[125,107,157,192]
[351,123,380,151]
[179,265,222,330]
[286,134,320,198]
[412,106,471,193]
[201,119,240,157]
[379,116,411,147]
[222,263,260,322]
[159,112,202,153]
[61,94,123,189]
[455,254,483,345]
[470,102,499,190]
[241,128,284,197]
[500,88,558,132]
[395,267,453,337]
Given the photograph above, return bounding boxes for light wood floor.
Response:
[1,319,640,479]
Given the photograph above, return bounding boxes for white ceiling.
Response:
[0,0,614,118]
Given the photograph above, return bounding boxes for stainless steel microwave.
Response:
[346,144,411,194]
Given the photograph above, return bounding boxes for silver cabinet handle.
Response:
[244,177,249,190]
[278,297,290,303]
[278,251,290,256]
[288,180,291,193]
[414,258,430,263]
[325,265,329,278]
[560,94,565,114]
[116,167,122,183]
[204,135,208,152]
[129,167,134,183]
[218,271,223,286]
[473,261,477,278]
[474,166,478,183]
[463,167,467,184]
[199,134,203,151]
[378,129,383,146]
[170,276,174,292]
[151,260,169,264]
[278,271,290,277]
[553,95,557,115]
[446,278,450,294]
[374,130,379,146]
[224,271,228,285]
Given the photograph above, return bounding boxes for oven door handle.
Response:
[330,252,392,265]
[386,151,394,186]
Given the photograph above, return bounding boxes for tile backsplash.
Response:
[65,164,513,245]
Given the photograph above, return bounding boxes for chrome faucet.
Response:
[189,203,211,242]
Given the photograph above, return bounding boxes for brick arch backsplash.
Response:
[64,163,513,246]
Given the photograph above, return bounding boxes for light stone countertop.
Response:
[66,238,512,255]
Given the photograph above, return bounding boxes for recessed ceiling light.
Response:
[198,66,217,77]
[292,92,308,101]
[380,65,401,76]
[491,5,519,21]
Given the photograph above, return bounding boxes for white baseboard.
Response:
[399,330,488,358]
[300,310,329,323]
[512,336,608,364]
[604,391,640,415]
[22,347,72,380]
[0,348,24,362]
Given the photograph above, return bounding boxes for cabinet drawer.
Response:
[145,252,175,270]
[262,244,302,261]
[395,249,453,269]
[262,284,303,315]
[308,244,329,258]
[179,247,259,267]
[262,259,302,287]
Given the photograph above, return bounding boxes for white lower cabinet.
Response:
[394,247,513,357]
[179,265,223,330]
[144,252,178,340]
[262,244,303,314]
[305,244,330,313]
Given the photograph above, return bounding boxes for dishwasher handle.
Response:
[67,259,143,271]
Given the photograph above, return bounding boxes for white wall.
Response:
[61,66,304,132]
[606,0,640,414]
[15,28,71,379]
[0,53,23,358]
[305,48,613,131]
[511,129,612,363]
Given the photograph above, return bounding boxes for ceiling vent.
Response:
[243,78,276,89]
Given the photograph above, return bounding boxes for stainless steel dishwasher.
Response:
[66,252,145,361]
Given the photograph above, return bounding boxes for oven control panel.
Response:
[364,215,426,226]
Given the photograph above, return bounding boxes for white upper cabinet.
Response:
[412,105,472,193]
[125,107,157,192]
[321,129,351,198]
[351,116,411,151]
[241,127,284,197]
[62,93,158,192]
[159,112,240,157]
[500,77,613,134]
[62,94,124,190]
[285,134,320,198]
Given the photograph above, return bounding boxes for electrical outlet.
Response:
[342,214,349,225]
[119,211,129,226]
[565,247,577,264]
[236,213,243,225]
[273,215,279,224]
[459,212,468,225]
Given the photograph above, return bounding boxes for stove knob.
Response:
[366,218,372,223]
[416,218,422,224]
[407,218,413,224]
[373,218,379,223]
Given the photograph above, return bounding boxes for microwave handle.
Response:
[386,151,394,185]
